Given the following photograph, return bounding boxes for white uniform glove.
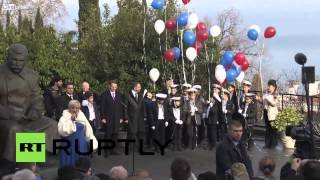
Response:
[82,100,89,107]
[209,102,213,107]
[238,109,243,114]
[179,120,183,125]
[242,114,247,118]
[151,126,155,130]
[165,121,169,127]
[194,107,198,111]
[175,120,179,124]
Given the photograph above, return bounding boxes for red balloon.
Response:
[165,18,176,31]
[196,22,207,33]
[264,26,276,39]
[182,0,191,5]
[234,52,246,65]
[197,30,209,42]
[241,59,249,71]
[220,80,227,87]
[192,41,203,54]
[164,49,175,62]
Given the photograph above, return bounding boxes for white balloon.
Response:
[248,24,261,35]
[154,19,165,35]
[236,71,245,83]
[215,64,225,70]
[215,68,226,84]
[187,13,199,29]
[186,47,197,62]
[149,68,160,82]
[146,0,153,6]
[210,25,221,37]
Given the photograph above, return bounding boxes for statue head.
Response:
[6,43,28,74]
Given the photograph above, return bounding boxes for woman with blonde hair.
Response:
[58,100,98,167]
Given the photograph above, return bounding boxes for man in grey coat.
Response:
[0,43,59,162]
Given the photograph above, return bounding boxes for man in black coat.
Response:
[216,120,253,180]
[207,84,222,149]
[43,74,63,120]
[100,80,125,156]
[124,82,145,147]
[56,82,80,119]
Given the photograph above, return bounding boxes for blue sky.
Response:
[59,0,320,75]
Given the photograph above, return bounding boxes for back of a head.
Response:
[301,160,320,180]
[135,169,150,180]
[12,169,35,180]
[259,156,276,177]
[75,157,91,174]
[96,173,111,180]
[197,171,217,180]
[231,163,250,180]
[170,158,191,180]
[110,166,128,180]
[58,166,83,180]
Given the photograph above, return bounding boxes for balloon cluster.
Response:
[153,10,222,63]
[215,51,250,84]
[164,47,181,62]
[247,25,277,41]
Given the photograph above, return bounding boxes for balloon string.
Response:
[159,36,165,80]
[142,1,147,74]
[204,42,211,99]
[180,30,187,83]
[164,1,168,81]
[192,62,196,85]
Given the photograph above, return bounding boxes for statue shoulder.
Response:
[23,67,40,77]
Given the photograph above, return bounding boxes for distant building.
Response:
[288,80,320,96]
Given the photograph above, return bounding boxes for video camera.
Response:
[286,120,320,159]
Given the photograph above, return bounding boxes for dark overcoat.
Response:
[100,91,125,134]
[124,91,145,134]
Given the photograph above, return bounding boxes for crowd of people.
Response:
[43,76,265,155]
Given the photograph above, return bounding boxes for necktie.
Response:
[112,92,115,99]
[135,93,138,101]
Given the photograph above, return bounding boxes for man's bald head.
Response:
[7,43,28,74]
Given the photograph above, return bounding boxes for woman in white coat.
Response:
[58,100,98,167]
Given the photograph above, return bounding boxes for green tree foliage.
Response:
[34,7,44,32]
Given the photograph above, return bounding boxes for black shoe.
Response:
[111,151,121,155]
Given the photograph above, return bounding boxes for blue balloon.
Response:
[231,64,241,76]
[183,31,196,46]
[247,29,258,41]
[177,12,188,27]
[226,68,238,82]
[151,0,165,10]
[172,47,181,60]
[220,58,228,67]
[222,51,234,65]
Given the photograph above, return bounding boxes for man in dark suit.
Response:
[216,120,253,180]
[57,82,79,119]
[43,74,63,120]
[100,80,125,156]
[124,82,145,150]
[207,84,222,149]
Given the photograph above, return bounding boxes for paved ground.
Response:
[37,140,293,180]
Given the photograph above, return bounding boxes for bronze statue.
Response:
[0,43,59,162]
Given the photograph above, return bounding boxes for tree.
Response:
[34,7,43,32]
[78,0,101,40]
[6,0,66,22]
